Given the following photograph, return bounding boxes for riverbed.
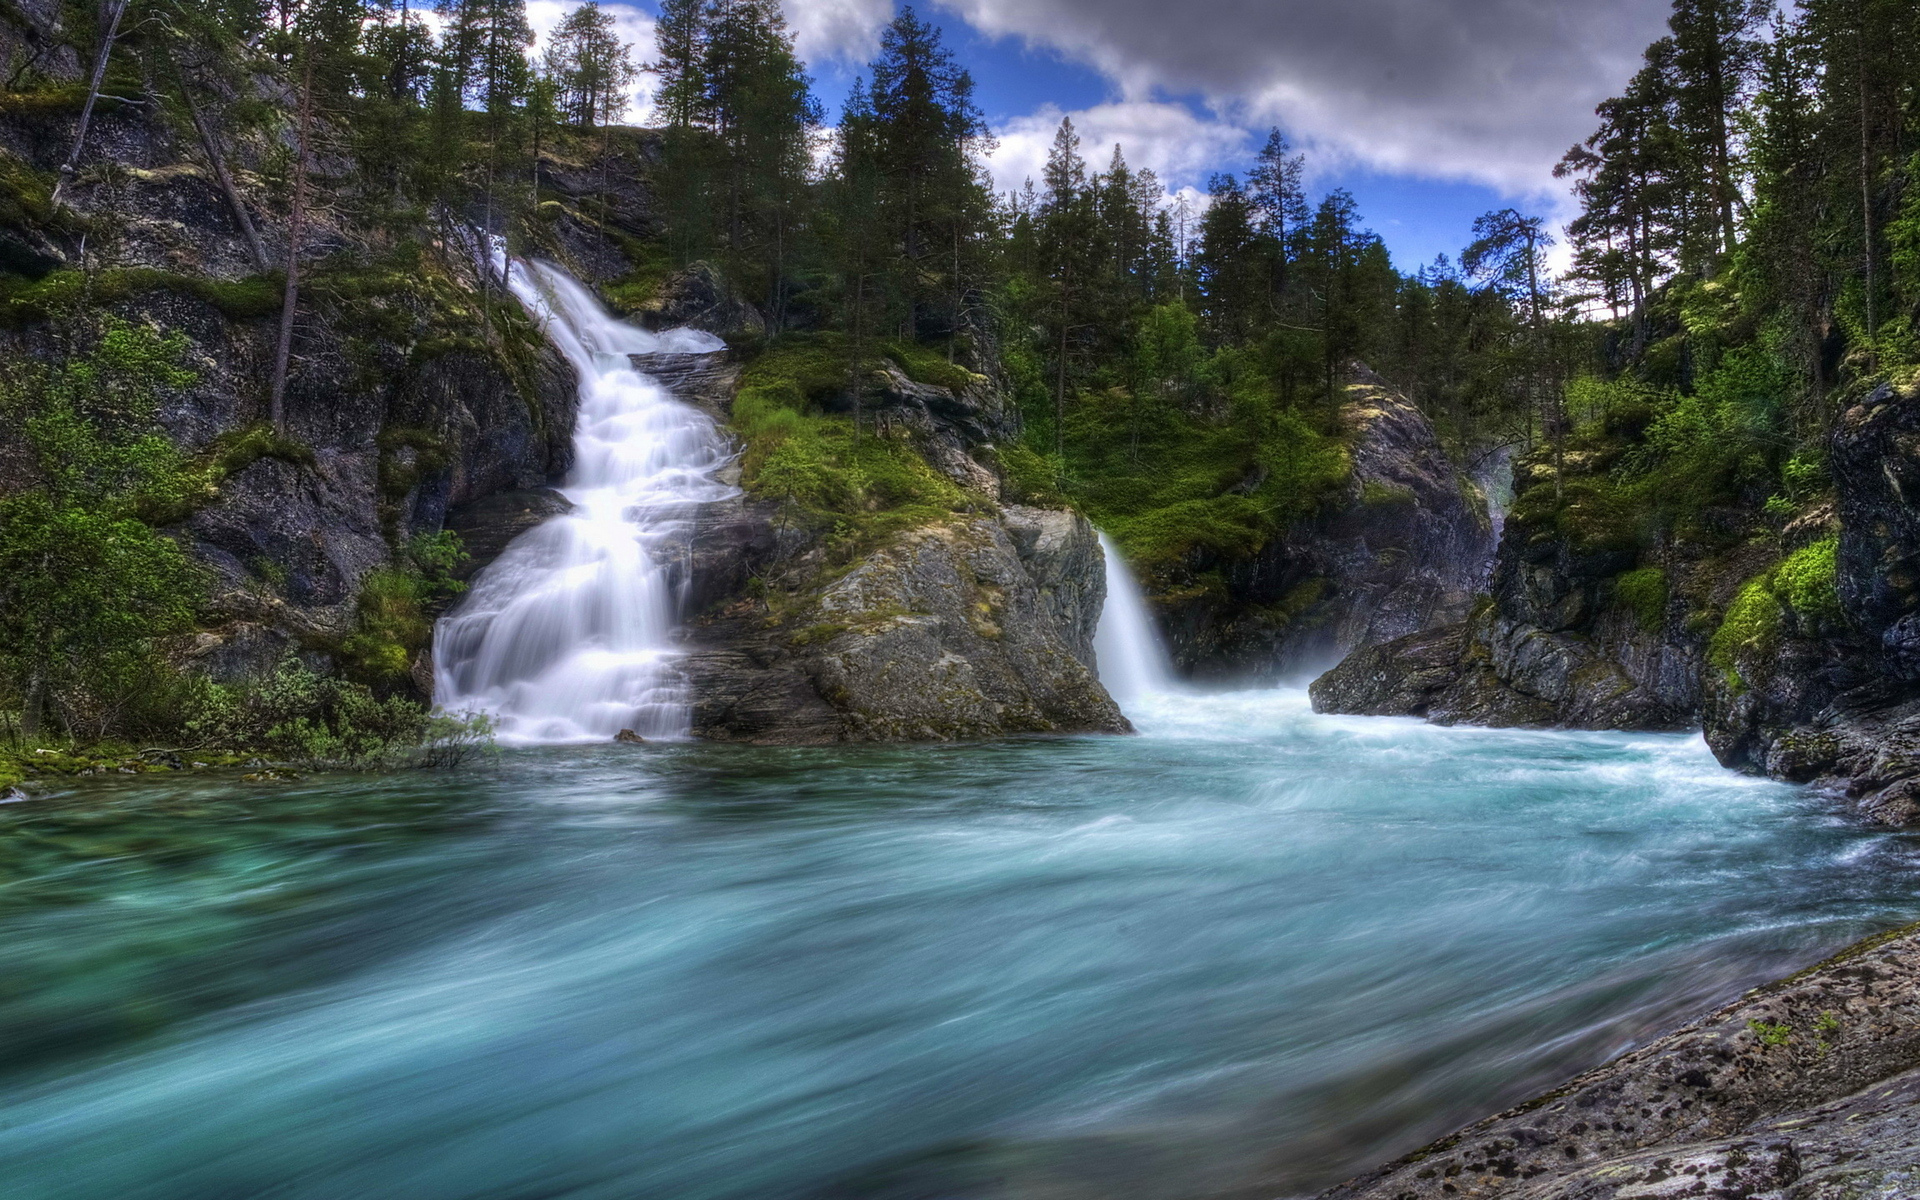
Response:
[3,690,1917,1199]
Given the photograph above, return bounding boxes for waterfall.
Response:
[1093,533,1177,706]
[432,260,735,743]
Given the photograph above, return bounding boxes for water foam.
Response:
[432,261,733,742]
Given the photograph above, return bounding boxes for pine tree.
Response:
[1037,117,1095,453]
[543,2,638,128]
[862,7,991,339]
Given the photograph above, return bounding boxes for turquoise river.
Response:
[3,689,1919,1199]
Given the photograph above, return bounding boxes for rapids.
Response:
[2,693,1918,1199]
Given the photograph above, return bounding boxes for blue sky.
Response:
[532,0,1675,273]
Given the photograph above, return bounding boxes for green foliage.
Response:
[0,269,282,327]
[1747,1019,1793,1047]
[183,656,492,771]
[1057,359,1350,576]
[0,319,208,739]
[337,533,470,685]
[1615,566,1669,632]
[730,335,971,549]
[994,443,1065,506]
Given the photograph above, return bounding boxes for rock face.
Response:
[1319,922,1920,1200]
[681,511,1124,743]
[632,261,767,341]
[1698,382,1920,821]
[1315,379,1920,822]
[1169,367,1495,681]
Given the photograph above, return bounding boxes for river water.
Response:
[4,692,1920,1200]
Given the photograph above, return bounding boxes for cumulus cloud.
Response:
[782,0,894,66]
[938,0,1671,196]
[986,101,1251,196]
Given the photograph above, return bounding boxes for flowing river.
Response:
[6,269,1919,1199]
[4,697,1920,1199]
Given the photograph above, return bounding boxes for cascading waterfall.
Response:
[432,260,734,743]
[1093,533,1178,706]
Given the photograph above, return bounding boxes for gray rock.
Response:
[683,512,1128,744]
[444,488,573,583]
[627,351,741,422]
[634,261,766,341]
[1170,365,1495,681]
[1320,923,1920,1200]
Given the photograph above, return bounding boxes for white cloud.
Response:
[781,0,893,67]
[939,0,1671,197]
[987,101,1250,199]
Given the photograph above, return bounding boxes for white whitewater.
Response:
[433,260,733,743]
[1093,533,1178,707]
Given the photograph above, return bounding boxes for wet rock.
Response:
[445,488,574,583]
[628,351,741,422]
[614,729,646,744]
[1320,923,1920,1200]
[0,96,582,658]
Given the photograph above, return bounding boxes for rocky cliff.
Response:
[1313,378,1920,824]
[1166,366,1495,682]
[0,66,583,693]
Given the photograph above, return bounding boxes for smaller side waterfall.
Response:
[1093,533,1177,706]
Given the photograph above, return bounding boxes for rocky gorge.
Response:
[1312,380,1920,829]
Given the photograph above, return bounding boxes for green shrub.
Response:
[187,656,491,770]
[0,319,208,739]
[337,534,470,685]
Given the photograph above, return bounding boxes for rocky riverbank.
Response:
[1319,920,1920,1200]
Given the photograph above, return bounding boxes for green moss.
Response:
[1254,577,1329,629]
[600,237,675,315]
[1709,576,1783,690]
[0,148,63,241]
[137,423,316,526]
[0,86,91,118]
[0,269,282,327]
[375,427,453,544]
[1360,479,1416,508]
[1509,475,1642,554]
[994,444,1065,506]
[788,622,848,648]
[1614,566,1669,633]
[1777,536,1842,626]
[729,333,972,554]
[884,341,980,393]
